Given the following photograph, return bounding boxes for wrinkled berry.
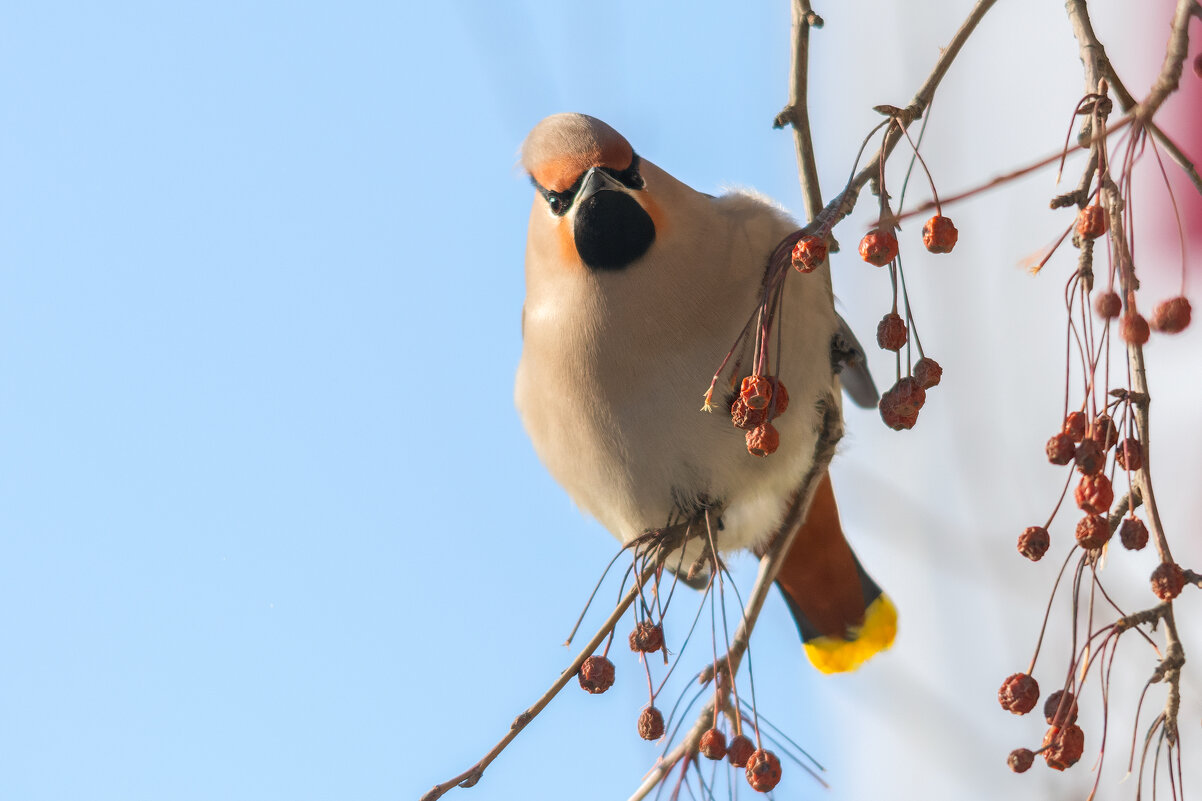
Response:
[879,377,926,431]
[1119,516,1148,551]
[1063,411,1088,442]
[1046,432,1075,465]
[1122,312,1150,345]
[998,673,1040,715]
[1075,514,1111,549]
[1018,526,1050,562]
[1089,414,1118,450]
[629,621,664,653]
[1044,690,1079,726]
[578,655,615,694]
[1008,748,1035,773]
[1151,562,1185,601]
[1151,296,1191,333]
[731,397,768,431]
[876,312,907,351]
[638,706,665,740]
[914,357,942,389]
[746,422,780,457]
[791,235,828,273]
[726,734,755,768]
[859,229,898,266]
[699,728,727,760]
[1043,724,1085,770]
[1074,474,1114,515]
[922,214,958,254]
[1115,437,1143,471]
[771,379,790,416]
[740,375,773,410]
[1094,290,1121,319]
[745,749,782,793]
[1074,438,1105,476]
[1076,205,1107,240]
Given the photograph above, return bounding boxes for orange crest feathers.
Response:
[521,113,634,192]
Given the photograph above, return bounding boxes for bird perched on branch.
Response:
[515,113,895,673]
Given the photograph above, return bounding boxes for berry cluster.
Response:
[857,111,957,431]
[572,532,795,795]
[1003,86,1196,786]
[729,375,789,457]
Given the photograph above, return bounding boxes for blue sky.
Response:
[3,2,1200,801]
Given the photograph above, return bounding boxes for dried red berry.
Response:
[1076,205,1107,240]
[1151,562,1185,601]
[1046,432,1075,465]
[922,215,958,254]
[731,397,768,431]
[1151,296,1192,333]
[1094,290,1122,319]
[745,749,782,793]
[1063,411,1088,442]
[859,228,898,266]
[1042,724,1085,770]
[1008,748,1035,773]
[1195,52,1202,79]
[727,734,756,768]
[771,379,789,416]
[876,312,908,351]
[1116,437,1143,471]
[1074,474,1114,515]
[578,655,615,694]
[1075,514,1111,549]
[1017,526,1050,562]
[791,235,828,273]
[878,400,916,431]
[740,375,773,410]
[1119,516,1148,551]
[1121,312,1150,345]
[629,621,664,653]
[878,377,925,431]
[746,422,780,457]
[1044,690,1079,726]
[1074,438,1105,476]
[914,357,942,389]
[699,728,727,760]
[1089,414,1118,450]
[998,673,1040,715]
[638,706,665,740]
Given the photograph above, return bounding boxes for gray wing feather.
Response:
[832,314,879,408]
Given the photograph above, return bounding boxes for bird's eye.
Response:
[547,194,566,216]
[614,154,645,190]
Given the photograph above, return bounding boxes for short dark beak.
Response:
[576,167,626,204]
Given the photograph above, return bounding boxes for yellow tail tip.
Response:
[803,594,898,674]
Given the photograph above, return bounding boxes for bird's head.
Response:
[521,113,660,272]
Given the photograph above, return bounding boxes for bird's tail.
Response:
[774,472,896,674]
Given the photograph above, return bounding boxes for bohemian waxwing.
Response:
[515,113,895,673]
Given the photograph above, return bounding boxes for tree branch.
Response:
[1065,0,1202,199]
[804,0,998,239]
[773,0,825,221]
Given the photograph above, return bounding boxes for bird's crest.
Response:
[521,113,634,192]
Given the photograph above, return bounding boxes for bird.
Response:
[515,112,895,673]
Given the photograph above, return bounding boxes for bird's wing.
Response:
[832,313,878,408]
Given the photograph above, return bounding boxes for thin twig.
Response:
[773,0,825,222]
[1065,0,1202,198]
[626,401,844,801]
[421,531,684,801]
[802,0,998,239]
